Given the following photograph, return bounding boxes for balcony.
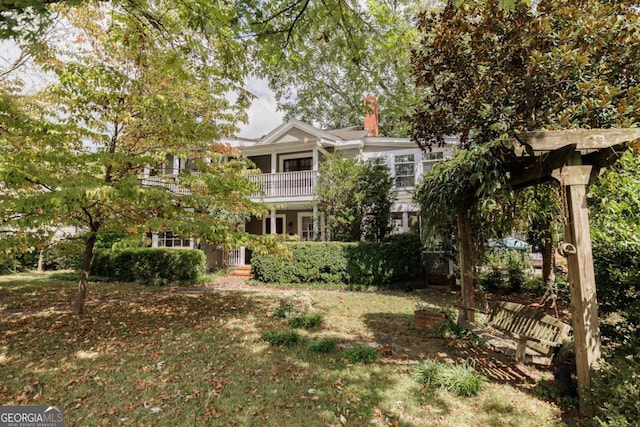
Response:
[247,170,317,200]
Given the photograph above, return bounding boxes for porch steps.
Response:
[229,265,253,279]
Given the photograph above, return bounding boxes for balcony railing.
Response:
[247,170,317,199]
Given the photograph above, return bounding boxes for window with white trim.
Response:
[394,154,415,188]
[421,151,444,176]
[157,231,193,248]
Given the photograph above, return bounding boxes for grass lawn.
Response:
[0,272,567,426]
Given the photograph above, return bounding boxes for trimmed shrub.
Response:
[43,240,84,271]
[342,344,378,364]
[90,248,206,285]
[412,359,486,397]
[0,250,39,274]
[0,256,25,275]
[307,338,338,354]
[261,329,302,346]
[251,234,422,287]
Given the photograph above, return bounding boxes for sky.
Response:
[237,77,285,139]
[1,40,284,140]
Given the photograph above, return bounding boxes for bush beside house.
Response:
[251,234,422,287]
[91,248,206,285]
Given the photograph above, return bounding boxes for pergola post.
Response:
[457,210,475,323]
[554,155,601,416]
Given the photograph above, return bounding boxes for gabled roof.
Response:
[255,119,344,146]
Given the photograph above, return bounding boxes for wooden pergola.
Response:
[457,128,640,416]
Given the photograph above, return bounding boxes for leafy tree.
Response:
[317,154,393,242]
[414,144,512,265]
[412,0,640,281]
[317,154,362,241]
[0,4,269,314]
[412,0,640,149]
[360,159,393,241]
[250,0,422,136]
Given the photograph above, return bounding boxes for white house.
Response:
[146,98,458,268]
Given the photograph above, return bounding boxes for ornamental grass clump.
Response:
[261,329,302,347]
[343,344,378,364]
[288,312,323,329]
[307,338,338,354]
[412,359,486,397]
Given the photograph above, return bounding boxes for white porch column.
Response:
[313,205,319,240]
[151,233,159,247]
[270,209,277,235]
[402,212,409,233]
[172,155,180,175]
[271,153,277,173]
[239,246,246,265]
[312,146,319,171]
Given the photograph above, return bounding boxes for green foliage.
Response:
[412,359,486,397]
[584,151,640,425]
[251,236,422,287]
[307,338,338,354]
[342,344,378,364]
[288,312,323,329]
[522,277,546,296]
[507,259,526,293]
[273,299,301,318]
[251,0,421,136]
[478,249,532,293]
[429,313,466,339]
[479,267,503,293]
[42,240,84,271]
[588,354,640,426]
[412,0,640,149]
[261,329,302,347]
[317,154,393,242]
[360,159,394,241]
[0,3,267,312]
[590,152,640,353]
[252,242,348,284]
[0,256,27,275]
[412,0,640,287]
[90,248,206,286]
[414,144,512,256]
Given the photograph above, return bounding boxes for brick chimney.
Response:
[363,96,379,137]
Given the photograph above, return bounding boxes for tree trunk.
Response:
[457,209,475,322]
[74,233,96,315]
[541,225,554,283]
[37,249,45,273]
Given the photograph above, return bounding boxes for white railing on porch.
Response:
[141,177,191,195]
[247,170,317,198]
[224,246,246,266]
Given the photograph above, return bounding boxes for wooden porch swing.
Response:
[456,128,640,416]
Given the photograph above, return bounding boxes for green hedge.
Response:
[91,248,206,285]
[251,233,422,287]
